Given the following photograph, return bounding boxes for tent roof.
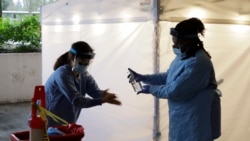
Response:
[160,0,250,25]
[42,0,250,25]
[41,0,155,25]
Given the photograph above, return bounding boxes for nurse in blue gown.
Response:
[45,41,121,127]
[129,18,221,141]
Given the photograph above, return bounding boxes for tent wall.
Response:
[42,21,156,141]
[42,1,158,140]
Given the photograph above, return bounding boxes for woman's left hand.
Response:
[102,89,122,105]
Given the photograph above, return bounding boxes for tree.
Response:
[5,1,15,11]
[0,0,9,17]
[2,0,10,10]
[22,0,58,13]
[16,0,23,11]
[0,0,2,17]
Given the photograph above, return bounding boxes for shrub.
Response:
[0,15,41,53]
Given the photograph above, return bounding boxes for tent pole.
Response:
[153,0,161,141]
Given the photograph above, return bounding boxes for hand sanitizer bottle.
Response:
[128,71,143,93]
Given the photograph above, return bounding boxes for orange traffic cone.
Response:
[28,85,47,141]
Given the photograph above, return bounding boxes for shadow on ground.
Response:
[0,102,30,141]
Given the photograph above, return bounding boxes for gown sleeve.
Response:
[149,57,212,102]
[56,70,102,108]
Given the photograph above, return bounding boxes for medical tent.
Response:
[41,0,250,141]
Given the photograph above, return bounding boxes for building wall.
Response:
[0,53,42,104]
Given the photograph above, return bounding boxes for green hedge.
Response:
[0,15,41,53]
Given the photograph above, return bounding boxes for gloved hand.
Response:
[47,127,65,135]
[137,85,150,94]
[128,68,144,82]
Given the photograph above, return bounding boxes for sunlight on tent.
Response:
[230,25,250,33]
[188,7,206,18]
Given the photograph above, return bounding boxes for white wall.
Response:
[0,53,42,103]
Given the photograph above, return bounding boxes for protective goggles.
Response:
[170,28,198,39]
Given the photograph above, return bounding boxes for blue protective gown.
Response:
[143,48,220,141]
[45,64,103,127]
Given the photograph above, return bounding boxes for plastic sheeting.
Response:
[42,0,250,140]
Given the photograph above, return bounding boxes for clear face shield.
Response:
[70,48,95,73]
[72,57,89,73]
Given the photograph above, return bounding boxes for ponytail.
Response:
[53,51,71,70]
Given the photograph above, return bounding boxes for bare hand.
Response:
[102,89,122,105]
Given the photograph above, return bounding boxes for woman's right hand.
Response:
[102,89,122,105]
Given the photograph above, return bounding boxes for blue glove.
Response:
[137,85,150,94]
[128,68,144,82]
[47,127,65,136]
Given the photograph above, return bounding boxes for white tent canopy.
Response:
[42,0,155,25]
[41,0,250,141]
[160,0,250,24]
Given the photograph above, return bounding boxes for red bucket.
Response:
[10,124,84,141]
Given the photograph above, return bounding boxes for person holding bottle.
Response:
[45,41,121,127]
[128,17,221,141]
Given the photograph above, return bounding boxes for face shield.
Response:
[70,48,95,73]
[70,48,95,59]
[170,28,198,39]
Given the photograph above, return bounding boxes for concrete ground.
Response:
[0,102,30,141]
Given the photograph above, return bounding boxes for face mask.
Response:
[173,46,186,58]
[73,64,88,73]
[173,47,181,56]
[72,57,88,73]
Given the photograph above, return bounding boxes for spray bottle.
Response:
[128,70,143,93]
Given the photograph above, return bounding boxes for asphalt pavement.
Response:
[0,102,30,141]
